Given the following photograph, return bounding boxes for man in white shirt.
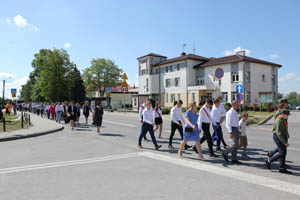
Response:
[198,99,218,158]
[138,101,162,150]
[139,101,149,141]
[223,101,242,164]
[211,99,224,152]
[169,100,190,150]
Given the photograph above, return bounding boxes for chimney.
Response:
[181,52,186,56]
[236,51,246,56]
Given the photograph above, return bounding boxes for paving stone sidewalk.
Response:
[0,112,64,142]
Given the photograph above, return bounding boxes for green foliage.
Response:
[20,48,85,102]
[161,107,170,115]
[182,107,187,113]
[285,91,300,106]
[82,58,123,96]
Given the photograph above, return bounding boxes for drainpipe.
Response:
[186,60,188,108]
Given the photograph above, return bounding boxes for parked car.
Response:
[296,106,300,110]
[289,105,296,110]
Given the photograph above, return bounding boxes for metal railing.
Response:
[0,111,31,132]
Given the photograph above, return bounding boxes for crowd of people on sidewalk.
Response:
[15,100,104,134]
[137,97,293,174]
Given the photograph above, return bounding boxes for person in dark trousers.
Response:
[169,100,191,150]
[195,99,218,158]
[223,101,242,164]
[93,102,103,134]
[266,109,292,174]
[139,101,149,142]
[67,101,77,131]
[138,101,162,150]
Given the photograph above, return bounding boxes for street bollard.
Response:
[2,117,6,132]
[21,112,24,128]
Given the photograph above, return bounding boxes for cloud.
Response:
[0,72,16,79]
[224,46,251,56]
[6,14,39,31]
[64,42,71,48]
[279,73,300,81]
[269,54,279,59]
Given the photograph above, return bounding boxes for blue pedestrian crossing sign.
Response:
[106,88,112,93]
[11,88,17,94]
[236,85,243,93]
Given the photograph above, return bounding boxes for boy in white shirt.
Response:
[239,112,249,158]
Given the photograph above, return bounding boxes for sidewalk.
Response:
[0,112,64,142]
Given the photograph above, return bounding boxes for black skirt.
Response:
[155,117,163,125]
[95,117,102,126]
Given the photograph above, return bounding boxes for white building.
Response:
[137,51,281,108]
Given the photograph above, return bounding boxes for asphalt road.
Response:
[0,111,299,200]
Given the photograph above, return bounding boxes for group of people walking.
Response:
[137,97,293,174]
[18,100,104,134]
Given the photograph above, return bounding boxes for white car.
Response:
[296,106,300,110]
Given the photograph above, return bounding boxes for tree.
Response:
[82,58,123,96]
[69,66,86,103]
[277,93,283,100]
[286,92,298,100]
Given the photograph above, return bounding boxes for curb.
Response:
[257,114,274,126]
[0,126,64,142]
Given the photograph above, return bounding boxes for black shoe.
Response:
[193,146,198,153]
[232,160,242,165]
[155,145,162,150]
[223,153,229,162]
[285,164,292,169]
[209,153,218,158]
[265,160,271,170]
[185,144,192,150]
[279,169,292,174]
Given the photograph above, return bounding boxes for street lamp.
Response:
[2,77,13,106]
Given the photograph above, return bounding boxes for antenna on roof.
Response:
[193,44,196,54]
[182,43,186,52]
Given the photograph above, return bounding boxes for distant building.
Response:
[137,51,281,108]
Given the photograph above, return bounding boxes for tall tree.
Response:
[82,58,123,96]
[69,66,86,103]
[286,92,298,100]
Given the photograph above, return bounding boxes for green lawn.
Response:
[246,111,274,116]
[0,112,22,132]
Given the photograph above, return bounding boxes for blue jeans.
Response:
[56,111,62,122]
[269,134,287,170]
[212,123,223,150]
[138,123,158,147]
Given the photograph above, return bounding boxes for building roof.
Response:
[197,54,281,68]
[157,53,209,66]
[137,53,167,60]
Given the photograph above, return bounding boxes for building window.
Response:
[171,94,175,103]
[166,79,171,88]
[272,75,276,85]
[175,77,180,87]
[146,78,149,92]
[166,94,168,103]
[222,92,228,102]
[232,73,239,82]
[245,72,250,82]
[156,68,159,74]
[196,77,205,85]
[232,92,236,101]
[192,93,195,101]
[170,65,173,72]
[134,98,137,106]
[177,64,180,71]
[177,94,180,101]
[246,92,251,102]
[165,66,168,73]
[262,74,266,82]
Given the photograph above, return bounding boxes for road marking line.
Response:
[139,151,300,197]
[0,153,139,174]
[103,120,137,127]
[289,147,300,151]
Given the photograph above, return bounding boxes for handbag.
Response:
[185,127,194,132]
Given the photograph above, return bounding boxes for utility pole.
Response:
[2,80,5,106]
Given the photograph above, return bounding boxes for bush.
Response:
[260,106,267,112]
[244,105,249,111]
[249,105,253,111]
[161,107,170,115]
[149,98,156,108]
[182,107,187,113]
[196,105,201,112]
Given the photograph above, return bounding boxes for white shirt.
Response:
[219,103,227,116]
[45,105,50,111]
[239,119,247,136]
[171,106,185,125]
[143,108,154,125]
[198,105,216,130]
[139,104,146,121]
[55,105,63,112]
[154,108,162,118]
[211,105,221,123]
[226,108,240,133]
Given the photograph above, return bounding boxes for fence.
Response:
[0,111,31,132]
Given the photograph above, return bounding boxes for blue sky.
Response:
[1,0,300,98]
